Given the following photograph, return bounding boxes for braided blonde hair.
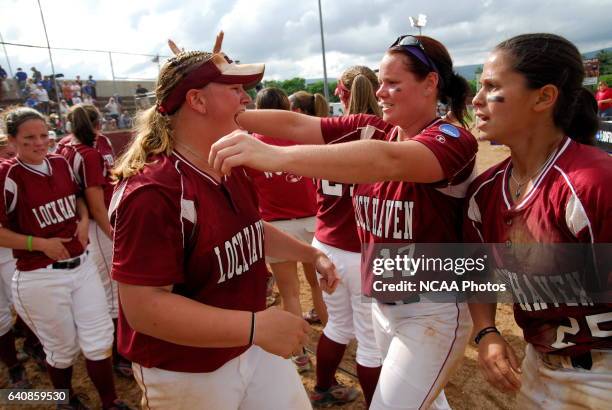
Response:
[112,51,213,180]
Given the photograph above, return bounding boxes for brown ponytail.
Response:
[495,33,598,145]
[290,91,329,117]
[68,103,100,147]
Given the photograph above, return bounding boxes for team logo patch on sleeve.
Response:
[435,135,446,143]
[439,124,461,138]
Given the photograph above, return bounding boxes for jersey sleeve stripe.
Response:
[553,164,594,242]
[108,179,128,218]
[174,161,186,249]
[4,175,18,214]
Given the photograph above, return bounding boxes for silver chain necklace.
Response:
[174,141,221,177]
[510,147,557,199]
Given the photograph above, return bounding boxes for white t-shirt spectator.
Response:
[70,83,81,98]
[33,87,49,102]
[105,101,120,115]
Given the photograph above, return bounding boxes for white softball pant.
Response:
[12,253,114,368]
[312,237,382,367]
[88,221,118,318]
[132,345,311,410]
[371,299,472,410]
[516,343,612,409]
[0,255,16,336]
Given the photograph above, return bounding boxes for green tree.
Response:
[596,50,612,75]
[467,79,478,96]
[280,77,307,96]
[305,80,339,102]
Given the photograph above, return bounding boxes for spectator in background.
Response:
[70,81,81,99]
[14,69,27,97]
[41,76,52,93]
[33,85,50,115]
[47,130,58,153]
[23,79,35,98]
[83,93,94,105]
[86,75,97,100]
[0,65,7,100]
[104,97,121,124]
[72,93,83,106]
[135,84,148,95]
[62,81,73,105]
[30,67,42,83]
[595,80,612,119]
[118,110,132,129]
[24,93,37,108]
[75,75,83,88]
[14,68,27,86]
[59,99,70,116]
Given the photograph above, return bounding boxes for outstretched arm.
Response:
[235,110,324,145]
[210,130,443,184]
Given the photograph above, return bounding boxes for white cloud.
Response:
[1,0,611,82]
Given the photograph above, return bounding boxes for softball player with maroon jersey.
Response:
[250,87,326,328]
[0,135,32,389]
[307,66,387,407]
[466,33,612,409]
[110,49,338,410]
[211,35,477,409]
[0,107,130,410]
[56,104,131,377]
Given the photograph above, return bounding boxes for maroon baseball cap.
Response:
[158,53,265,115]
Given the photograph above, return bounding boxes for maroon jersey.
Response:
[0,155,85,271]
[319,114,393,252]
[246,133,317,221]
[95,134,116,206]
[465,137,612,355]
[57,134,115,208]
[347,118,477,295]
[110,151,268,372]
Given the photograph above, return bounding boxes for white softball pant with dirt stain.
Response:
[0,253,16,336]
[132,345,311,410]
[371,299,472,410]
[12,253,114,368]
[516,343,612,409]
[312,237,382,367]
[88,221,118,318]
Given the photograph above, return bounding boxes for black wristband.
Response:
[474,326,500,345]
[248,312,255,345]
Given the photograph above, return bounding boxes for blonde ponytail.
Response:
[341,66,381,117]
[111,50,212,181]
[313,93,329,118]
[112,106,174,180]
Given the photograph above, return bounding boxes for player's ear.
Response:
[185,89,208,114]
[533,84,558,113]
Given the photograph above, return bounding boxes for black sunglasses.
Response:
[390,35,439,74]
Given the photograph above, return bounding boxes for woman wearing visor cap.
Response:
[110,43,339,409]
[210,35,477,410]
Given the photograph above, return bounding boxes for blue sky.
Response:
[1,0,611,81]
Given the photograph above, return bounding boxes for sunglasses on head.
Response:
[390,35,438,74]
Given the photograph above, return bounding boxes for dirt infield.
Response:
[0,142,523,409]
